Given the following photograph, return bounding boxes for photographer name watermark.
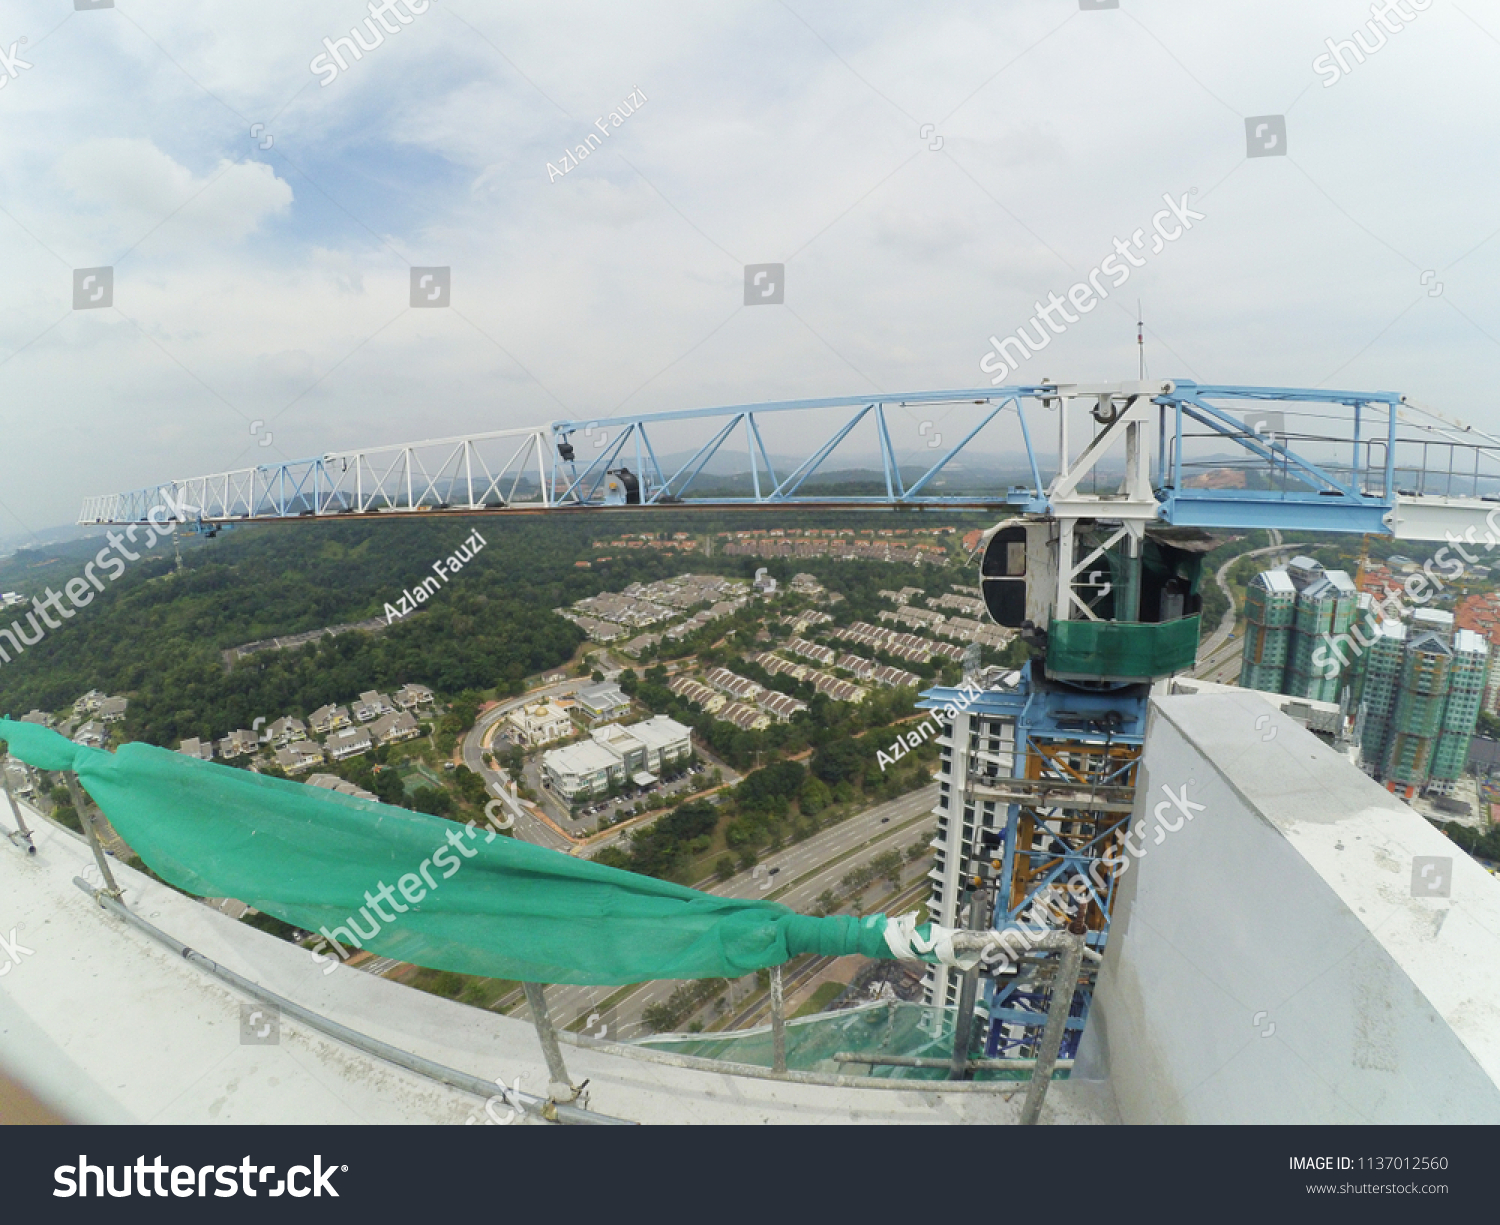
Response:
[877,679,984,772]
[384,527,487,623]
[548,86,648,184]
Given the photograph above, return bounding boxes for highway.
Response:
[509,785,939,1042]
[715,787,935,901]
[719,877,931,1030]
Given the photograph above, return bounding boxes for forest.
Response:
[0,509,991,747]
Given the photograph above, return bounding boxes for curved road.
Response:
[461,679,585,851]
[1194,531,1288,680]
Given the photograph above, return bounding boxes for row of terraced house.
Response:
[668,669,810,733]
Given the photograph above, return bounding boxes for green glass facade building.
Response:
[1356,609,1490,798]
[1238,557,1358,702]
[1239,569,1295,692]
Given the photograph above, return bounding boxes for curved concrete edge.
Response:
[0,802,1111,1125]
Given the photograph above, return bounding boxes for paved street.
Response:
[460,678,582,851]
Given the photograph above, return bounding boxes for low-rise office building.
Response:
[543,714,694,799]
[575,682,631,723]
[630,715,693,772]
[542,739,626,800]
[591,724,647,777]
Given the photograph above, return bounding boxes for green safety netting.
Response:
[1046,615,1201,682]
[0,718,946,986]
[640,1001,1021,1082]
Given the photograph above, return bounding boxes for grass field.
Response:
[792,980,847,1019]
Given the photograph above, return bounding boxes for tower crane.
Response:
[79,378,1500,1064]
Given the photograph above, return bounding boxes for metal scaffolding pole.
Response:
[66,772,122,899]
[1019,911,1088,1126]
[1,766,36,854]
[521,982,586,1115]
[770,965,788,1074]
[948,886,987,1080]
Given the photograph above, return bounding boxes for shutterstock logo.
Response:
[0,35,32,87]
[1411,855,1452,899]
[73,267,113,310]
[744,263,783,305]
[56,1156,344,1198]
[411,266,450,307]
[1245,115,1287,158]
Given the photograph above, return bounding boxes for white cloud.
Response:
[0,0,1497,533]
[54,138,292,248]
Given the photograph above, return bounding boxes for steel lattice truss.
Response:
[76,380,1500,543]
[982,735,1140,1059]
[77,428,553,525]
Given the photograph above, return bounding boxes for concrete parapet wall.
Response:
[1091,691,1500,1124]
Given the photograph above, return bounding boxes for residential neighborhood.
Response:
[174,683,437,772]
[12,693,132,750]
[557,573,753,649]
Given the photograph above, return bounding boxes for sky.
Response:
[2,0,1499,536]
